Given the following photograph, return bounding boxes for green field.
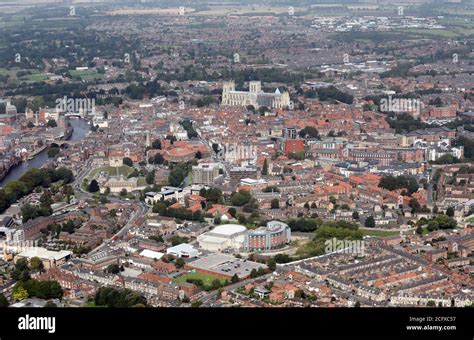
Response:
[18,69,49,83]
[70,69,105,81]
[397,28,472,38]
[137,177,148,186]
[174,271,226,286]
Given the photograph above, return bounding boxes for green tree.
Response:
[211,279,222,290]
[271,198,280,209]
[29,257,44,272]
[231,274,239,284]
[352,211,359,220]
[227,207,237,218]
[364,216,375,228]
[106,264,120,274]
[446,207,454,217]
[175,258,185,268]
[88,180,100,193]
[0,293,8,307]
[12,286,29,301]
[262,158,269,176]
[146,170,155,185]
[122,157,133,167]
[152,139,162,149]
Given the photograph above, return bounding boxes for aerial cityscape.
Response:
[0,0,473,313]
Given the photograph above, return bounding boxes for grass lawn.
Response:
[174,271,226,286]
[85,301,106,308]
[137,177,148,186]
[70,69,105,81]
[398,28,461,38]
[19,72,49,82]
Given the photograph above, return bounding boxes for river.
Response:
[0,118,90,185]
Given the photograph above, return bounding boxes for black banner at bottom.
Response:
[0,307,472,339]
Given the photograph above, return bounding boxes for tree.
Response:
[231,190,251,206]
[271,198,280,209]
[352,211,359,220]
[122,157,133,167]
[195,151,202,159]
[29,257,44,272]
[354,301,361,308]
[267,258,276,271]
[175,258,185,269]
[106,264,120,274]
[227,207,237,218]
[231,274,239,284]
[446,207,454,217]
[63,185,74,203]
[0,293,8,307]
[365,216,375,228]
[145,170,156,185]
[12,286,29,301]
[47,147,60,158]
[152,139,161,149]
[120,189,128,197]
[299,126,319,139]
[416,226,423,235]
[409,198,421,213]
[88,180,99,193]
[151,153,164,165]
[262,158,269,176]
[211,279,222,290]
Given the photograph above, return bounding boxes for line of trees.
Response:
[0,167,73,214]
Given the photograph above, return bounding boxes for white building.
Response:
[166,243,199,258]
[197,224,247,252]
[145,187,184,205]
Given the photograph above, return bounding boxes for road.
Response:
[89,201,149,255]
[73,162,150,254]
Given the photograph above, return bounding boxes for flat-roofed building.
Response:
[197,224,247,252]
[15,247,72,269]
[166,243,199,258]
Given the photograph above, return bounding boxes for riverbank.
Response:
[0,118,90,186]
[27,145,47,160]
